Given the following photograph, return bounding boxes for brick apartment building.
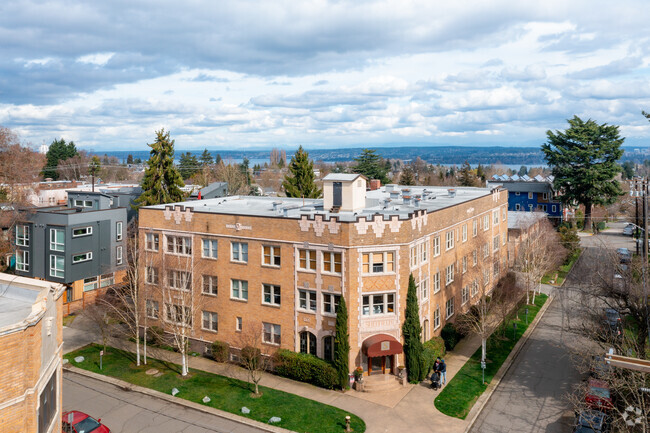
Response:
[138,174,508,376]
[0,273,65,433]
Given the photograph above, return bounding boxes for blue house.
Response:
[487,174,564,222]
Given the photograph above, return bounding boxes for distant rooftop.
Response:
[490,174,554,183]
[146,184,496,222]
[322,173,366,182]
[507,211,547,230]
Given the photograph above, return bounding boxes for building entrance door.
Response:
[368,355,393,374]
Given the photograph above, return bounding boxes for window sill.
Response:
[361,312,397,318]
[230,297,248,303]
[262,341,281,347]
[321,271,342,276]
[230,260,248,265]
[297,309,317,314]
[201,256,219,260]
[261,264,281,269]
[201,292,218,297]
[146,315,159,320]
[144,248,159,253]
[262,303,282,308]
[360,272,396,276]
[297,268,317,273]
[201,328,219,334]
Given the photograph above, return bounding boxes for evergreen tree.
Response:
[352,149,390,184]
[200,149,213,166]
[178,151,199,180]
[215,154,223,165]
[240,157,252,186]
[134,157,142,164]
[334,297,350,389]
[517,165,528,176]
[542,116,624,231]
[43,138,78,180]
[459,161,477,186]
[399,167,416,185]
[127,154,134,165]
[476,164,486,182]
[282,146,322,198]
[88,156,101,192]
[621,161,634,179]
[135,129,185,207]
[402,274,425,383]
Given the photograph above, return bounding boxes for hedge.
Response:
[211,340,229,363]
[441,323,465,351]
[274,349,338,389]
[422,336,446,373]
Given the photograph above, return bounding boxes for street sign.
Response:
[481,361,486,369]
[100,350,104,356]
[68,412,74,424]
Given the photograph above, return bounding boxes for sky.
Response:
[1,0,650,151]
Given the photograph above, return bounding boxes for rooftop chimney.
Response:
[448,188,456,198]
[370,179,381,191]
[414,198,421,208]
[403,195,412,205]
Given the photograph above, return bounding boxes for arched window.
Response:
[300,331,317,355]
[323,336,335,361]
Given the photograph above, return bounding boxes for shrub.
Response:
[211,340,229,363]
[597,221,606,231]
[422,337,446,373]
[147,326,165,345]
[441,323,463,351]
[274,349,338,389]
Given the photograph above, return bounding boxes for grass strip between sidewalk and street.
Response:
[64,344,365,433]
[541,248,581,286]
[434,293,548,420]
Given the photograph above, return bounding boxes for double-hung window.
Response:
[419,276,429,301]
[146,300,159,319]
[202,311,218,332]
[16,250,29,271]
[167,235,191,255]
[50,228,64,252]
[362,251,395,274]
[16,225,29,246]
[298,249,316,271]
[202,239,218,259]
[445,231,454,250]
[483,242,490,259]
[410,246,418,268]
[462,256,467,274]
[116,221,123,241]
[49,255,64,278]
[263,245,281,267]
[146,233,159,251]
[165,303,191,325]
[263,284,281,306]
[462,286,469,305]
[471,279,479,297]
[420,242,428,263]
[433,306,441,329]
[472,219,478,237]
[493,210,499,226]
[299,289,317,311]
[493,235,500,252]
[145,266,159,285]
[483,214,490,231]
[446,297,455,319]
[322,252,341,273]
[231,242,248,263]
[433,272,441,293]
[462,224,467,242]
[168,270,191,290]
[362,293,395,315]
[116,246,123,265]
[202,275,218,295]
[433,236,440,256]
[323,293,340,314]
[445,264,454,286]
[231,279,248,300]
[263,322,281,345]
[473,249,478,266]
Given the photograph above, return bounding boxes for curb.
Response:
[462,293,555,433]
[63,364,294,433]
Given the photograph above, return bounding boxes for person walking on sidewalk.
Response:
[439,359,447,385]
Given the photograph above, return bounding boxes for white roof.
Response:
[322,173,365,182]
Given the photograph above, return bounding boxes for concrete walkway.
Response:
[64,318,489,433]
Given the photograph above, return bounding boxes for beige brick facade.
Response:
[138,186,508,376]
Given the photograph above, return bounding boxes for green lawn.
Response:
[65,345,365,433]
[541,249,581,286]
[434,294,548,419]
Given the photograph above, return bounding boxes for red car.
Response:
[585,379,614,411]
[62,411,110,433]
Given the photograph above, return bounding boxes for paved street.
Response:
[63,371,266,433]
[470,221,634,433]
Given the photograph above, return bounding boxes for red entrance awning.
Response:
[362,334,403,357]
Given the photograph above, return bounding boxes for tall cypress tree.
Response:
[334,296,350,389]
[282,146,321,198]
[135,129,185,207]
[402,274,425,383]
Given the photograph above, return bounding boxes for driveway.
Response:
[63,371,266,433]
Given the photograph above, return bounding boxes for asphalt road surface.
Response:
[63,371,266,433]
[470,222,635,433]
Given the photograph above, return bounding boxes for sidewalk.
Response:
[63,320,486,433]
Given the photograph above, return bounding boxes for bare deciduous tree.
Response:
[237,320,276,396]
[82,296,116,354]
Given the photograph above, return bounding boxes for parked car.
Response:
[590,355,612,379]
[623,226,634,236]
[601,308,623,338]
[585,379,614,411]
[573,409,609,432]
[62,411,110,433]
[616,248,631,264]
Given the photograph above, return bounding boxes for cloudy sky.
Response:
[1,0,650,151]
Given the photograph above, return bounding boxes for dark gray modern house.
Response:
[14,191,127,314]
[188,182,228,200]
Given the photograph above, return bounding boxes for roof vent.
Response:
[386,184,396,193]
[272,201,282,211]
[414,198,421,208]
[403,195,412,205]
[390,190,400,200]
[283,208,289,217]
[448,189,456,198]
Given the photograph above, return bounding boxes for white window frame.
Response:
[298,289,317,312]
[50,228,64,252]
[484,268,490,286]
[528,192,533,199]
[483,214,490,231]
[146,299,159,319]
[445,263,454,286]
[462,256,467,274]
[116,221,123,241]
[322,293,340,315]
[362,251,395,274]
[202,275,218,295]
[502,207,507,221]
[16,250,29,271]
[166,235,192,255]
[433,236,440,257]
[263,284,281,306]
[473,249,478,266]
[420,241,428,263]
[433,272,441,293]
[100,273,114,288]
[72,226,93,238]
[202,311,218,332]
[471,280,479,297]
[231,279,248,301]
[322,251,341,274]
[462,224,467,242]
[84,277,98,292]
[263,245,281,267]
[262,322,281,345]
[231,241,248,263]
[298,249,317,271]
[145,266,158,285]
[493,210,499,226]
[462,285,469,305]
[445,230,454,250]
[49,255,64,278]
[361,292,396,316]
[515,203,521,211]
[72,252,92,263]
[483,242,490,258]
[472,219,478,237]
[16,225,29,246]
[116,245,123,265]
[419,276,429,301]
[433,306,441,330]
[165,303,192,326]
[168,269,192,290]
[145,233,159,251]
[410,245,418,268]
[236,317,243,332]
[502,232,507,246]
[202,239,218,259]
[493,235,500,252]
[446,297,455,319]
[552,205,557,212]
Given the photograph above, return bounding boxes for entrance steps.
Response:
[361,374,402,393]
